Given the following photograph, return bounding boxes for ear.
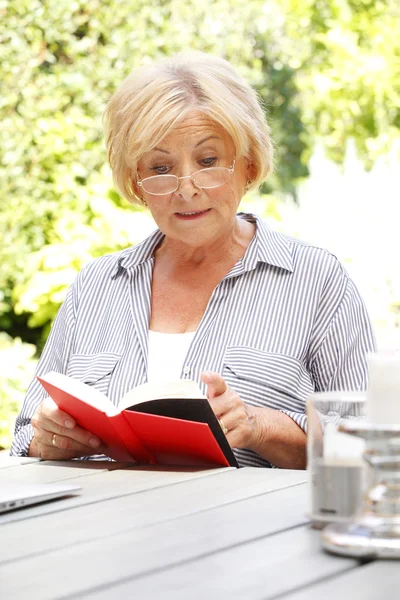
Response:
[245,158,257,183]
[130,173,145,203]
[131,179,148,207]
[131,175,141,198]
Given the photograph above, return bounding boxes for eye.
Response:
[199,157,217,167]
[150,165,171,175]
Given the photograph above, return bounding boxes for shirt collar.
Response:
[111,228,164,278]
[111,212,293,278]
[238,212,293,273]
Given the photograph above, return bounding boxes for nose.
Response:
[176,175,199,201]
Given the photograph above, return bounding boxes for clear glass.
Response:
[307,391,368,529]
[138,163,234,195]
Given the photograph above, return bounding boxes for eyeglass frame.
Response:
[136,157,236,196]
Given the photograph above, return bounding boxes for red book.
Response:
[37,373,238,468]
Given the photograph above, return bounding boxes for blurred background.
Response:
[1,0,399,449]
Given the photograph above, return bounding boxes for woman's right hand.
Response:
[28,397,106,460]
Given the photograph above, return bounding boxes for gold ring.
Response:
[218,419,228,436]
[52,434,57,447]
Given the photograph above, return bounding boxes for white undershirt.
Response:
[147,330,196,383]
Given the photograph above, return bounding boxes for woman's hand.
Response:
[201,371,262,450]
[28,397,106,460]
[200,371,306,469]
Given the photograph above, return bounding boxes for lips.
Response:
[175,208,211,217]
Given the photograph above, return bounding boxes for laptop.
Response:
[0,482,82,513]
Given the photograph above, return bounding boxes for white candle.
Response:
[367,352,400,424]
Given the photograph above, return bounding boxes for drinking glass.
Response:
[307,392,367,529]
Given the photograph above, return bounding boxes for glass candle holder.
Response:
[307,392,367,529]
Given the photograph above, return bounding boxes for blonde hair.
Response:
[104,51,274,204]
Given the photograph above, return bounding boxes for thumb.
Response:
[201,371,228,400]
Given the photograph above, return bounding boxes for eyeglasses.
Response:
[137,158,236,196]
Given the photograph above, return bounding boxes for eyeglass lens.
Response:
[142,167,231,195]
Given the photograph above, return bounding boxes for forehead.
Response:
[154,110,230,149]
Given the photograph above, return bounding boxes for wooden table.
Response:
[0,457,398,599]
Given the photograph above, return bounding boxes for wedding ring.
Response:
[218,419,228,436]
[52,434,57,447]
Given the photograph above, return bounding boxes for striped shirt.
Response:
[11,212,376,467]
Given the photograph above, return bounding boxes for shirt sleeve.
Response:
[10,282,77,456]
[280,265,377,433]
[310,276,377,392]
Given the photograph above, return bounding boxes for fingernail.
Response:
[89,437,101,448]
[64,419,75,429]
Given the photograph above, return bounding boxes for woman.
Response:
[11,51,376,468]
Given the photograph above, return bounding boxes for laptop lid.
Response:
[0,482,82,513]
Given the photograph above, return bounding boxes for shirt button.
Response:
[183,366,190,375]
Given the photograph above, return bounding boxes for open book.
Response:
[37,372,238,468]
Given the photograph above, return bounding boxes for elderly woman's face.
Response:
[136,111,251,247]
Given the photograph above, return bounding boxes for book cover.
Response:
[37,372,238,468]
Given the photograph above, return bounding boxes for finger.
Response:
[33,439,98,461]
[225,404,261,449]
[201,371,228,400]
[39,397,76,430]
[218,406,243,433]
[32,412,102,449]
[34,427,104,453]
[225,420,254,449]
[217,418,241,449]
[217,406,247,445]
[208,394,232,419]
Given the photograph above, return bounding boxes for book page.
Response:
[120,379,205,410]
[39,371,119,416]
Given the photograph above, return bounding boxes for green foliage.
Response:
[0,0,399,366]
[0,333,38,449]
[281,0,400,165]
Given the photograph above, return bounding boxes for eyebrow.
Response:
[151,135,221,155]
[152,147,170,154]
[195,135,221,148]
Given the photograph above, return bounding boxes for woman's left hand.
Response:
[201,371,262,450]
[201,370,307,469]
